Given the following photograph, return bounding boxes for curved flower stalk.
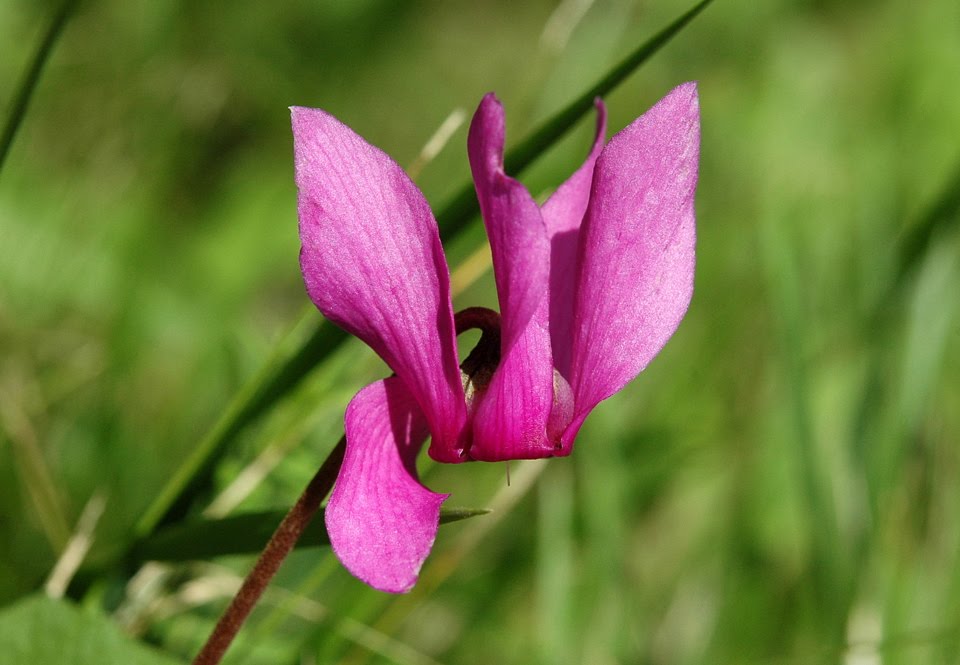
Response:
[292,83,700,593]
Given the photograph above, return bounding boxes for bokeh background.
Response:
[2,0,959,663]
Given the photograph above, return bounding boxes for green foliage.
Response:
[129,507,491,564]
[0,595,181,665]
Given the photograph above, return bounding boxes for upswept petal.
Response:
[565,83,699,444]
[540,100,608,379]
[292,107,465,453]
[467,93,550,353]
[325,377,448,594]
[467,94,555,460]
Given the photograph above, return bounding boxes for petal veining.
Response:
[471,314,559,460]
[467,94,555,459]
[325,377,448,594]
[293,107,465,452]
[467,93,550,354]
[566,83,699,444]
[541,99,608,379]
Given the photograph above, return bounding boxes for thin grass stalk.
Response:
[0,0,79,175]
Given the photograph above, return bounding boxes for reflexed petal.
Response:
[566,83,699,443]
[467,94,555,459]
[467,93,550,354]
[541,99,608,379]
[325,377,448,594]
[292,107,465,452]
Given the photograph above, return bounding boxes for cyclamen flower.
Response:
[292,83,699,593]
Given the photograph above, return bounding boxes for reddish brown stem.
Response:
[454,307,502,381]
[191,437,346,665]
[454,306,500,337]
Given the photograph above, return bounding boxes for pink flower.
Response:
[292,83,700,592]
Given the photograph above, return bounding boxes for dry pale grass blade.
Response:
[540,0,595,54]
[44,491,107,599]
[115,563,175,635]
[406,108,467,181]
[203,433,302,520]
[0,376,71,550]
[450,244,493,296]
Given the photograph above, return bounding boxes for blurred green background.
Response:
[1,0,959,663]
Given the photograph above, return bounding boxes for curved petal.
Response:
[471,327,576,460]
[467,93,550,354]
[325,377,448,594]
[467,94,555,459]
[293,107,465,453]
[471,315,559,460]
[565,83,699,445]
[541,99,608,379]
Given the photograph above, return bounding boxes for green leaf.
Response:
[0,595,181,665]
[132,507,490,564]
[135,0,715,539]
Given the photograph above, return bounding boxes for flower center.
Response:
[454,306,501,406]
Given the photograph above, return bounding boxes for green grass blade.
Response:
[895,156,960,285]
[0,0,79,176]
[130,507,490,563]
[536,465,576,665]
[758,206,845,619]
[847,161,960,590]
[135,0,715,539]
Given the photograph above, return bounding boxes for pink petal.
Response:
[292,107,465,455]
[565,83,699,444]
[541,99,608,379]
[325,377,448,594]
[467,93,550,354]
[467,94,555,459]
[470,317,563,460]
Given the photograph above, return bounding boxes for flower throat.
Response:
[454,306,501,405]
